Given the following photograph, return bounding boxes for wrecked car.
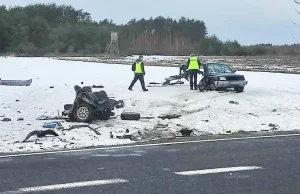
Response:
[62,85,125,123]
[148,65,190,87]
[198,62,248,92]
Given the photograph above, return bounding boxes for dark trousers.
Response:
[189,70,198,89]
[129,74,146,90]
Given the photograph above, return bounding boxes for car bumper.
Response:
[214,80,248,88]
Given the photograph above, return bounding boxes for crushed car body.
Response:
[62,85,125,123]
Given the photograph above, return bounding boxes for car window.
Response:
[207,63,233,74]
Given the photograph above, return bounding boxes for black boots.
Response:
[128,87,148,92]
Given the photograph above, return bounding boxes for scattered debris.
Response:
[130,133,142,141]
[0,115,5,117]
[226,130,232,134]
[88,125,101,135]
[17,111,21,113]
[49,86,54,89]
[154,123,169,129]
[67,124,89,131]
[16,100,19,102]
[296,107,300,112]
[140,116,155,119]
[235,130,251,135]
[229,101,239,105]
[66,124,101,135]
[92,85,104,88]
[180,106,210,115]
[158,114,181,120]
[17,117,24,121]
[1,118,11,122]
[272,109,277,112]
[179,128,193,136]
[248,113,259,117]
[269,123,280,131]
[117,134,132,139]
[36,115,67,120]
[42,121,63,129]
[22,130,59,142]
[0,79,32,86]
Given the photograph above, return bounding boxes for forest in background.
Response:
[0,3,300,56]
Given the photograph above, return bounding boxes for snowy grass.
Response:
[0,57,300,153]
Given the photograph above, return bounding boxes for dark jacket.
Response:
[131,59,145,75]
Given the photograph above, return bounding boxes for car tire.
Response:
[234,87,244,93]
[208,83,215,91]
[73,103,93,123]
[121,112,141,121]
[198,83,205,92]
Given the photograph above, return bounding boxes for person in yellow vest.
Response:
[128,55,148,91]
[186,54,201,90]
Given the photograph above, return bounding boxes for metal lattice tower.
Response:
[105,32,120,57]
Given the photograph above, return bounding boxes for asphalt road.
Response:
[0,135,299,194]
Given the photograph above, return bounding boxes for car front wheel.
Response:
[234,86,244,93]
[73,103,93,123]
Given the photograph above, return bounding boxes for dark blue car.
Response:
[198,62,248,92]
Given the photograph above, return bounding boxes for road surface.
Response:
[0,134,299,194]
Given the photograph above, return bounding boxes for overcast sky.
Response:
[2,0,300,45]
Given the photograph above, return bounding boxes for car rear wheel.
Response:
[234,86,244,93]
[73,103,93,123]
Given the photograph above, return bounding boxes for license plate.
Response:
[230,81,241,85]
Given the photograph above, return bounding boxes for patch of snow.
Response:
[0,57,300,153]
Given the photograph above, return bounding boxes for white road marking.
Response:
[0,158,12,163]
[133,150,147,154]
[91,153,142,157]
[18,179,128,192]
[44,158,55,160]
[92,154,110,157]
[166,149,180,152]
[174,166,263,176]
[162,168,171,171]
[0,133,300,158]
[111,153,142,157]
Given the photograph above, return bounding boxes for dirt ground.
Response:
[56,55,300,74]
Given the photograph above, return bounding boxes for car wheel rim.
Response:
[77,107,89,120]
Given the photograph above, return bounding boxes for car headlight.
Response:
[219,77,226,81]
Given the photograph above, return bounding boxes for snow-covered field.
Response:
[1,57,300,153]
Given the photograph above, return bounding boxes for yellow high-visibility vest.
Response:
[188,56,199,70]
[135,62,143,73]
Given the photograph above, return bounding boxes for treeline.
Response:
[0,3,299,56]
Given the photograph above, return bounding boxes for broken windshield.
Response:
[206,63,233,74]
